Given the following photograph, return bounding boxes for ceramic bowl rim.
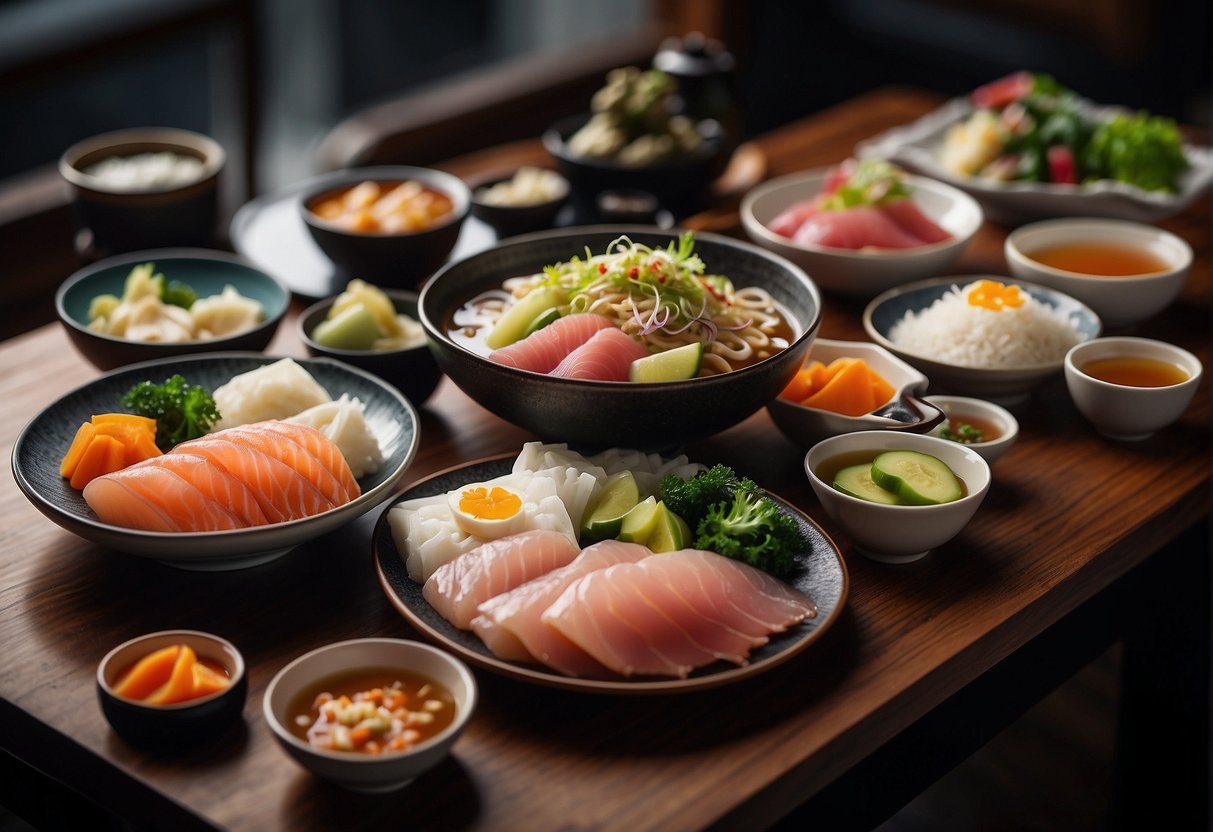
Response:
[60,127,226,194]
[298,165,471,239]
[97,629,246,710]
[296,287,431,359]
[1063,336,1204,390]
[55,247,290,347]
[739,166,984,261]
[923,394,1020,448]
[1004,217,1194,282]
[262,637,478,765]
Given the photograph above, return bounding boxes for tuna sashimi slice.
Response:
[488,313,614,373]
[423,529,580,629]
[549,327,647,381]
[171,437,334,523]
[877,199,953,245]
[257,420,361,500]
[470,540,651,676]
[793,206,928,250]
[768,195,825,238]
[84,466,246,532]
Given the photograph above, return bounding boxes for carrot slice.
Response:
[91,413,157,433]
[113,645,181,700]
[804,358,877,416]
[190,662,231,698]
[60,422,96,479]
[778,366,815,402]
[93,421,162,466]
[69,434,128,490]
[146,644,199,705]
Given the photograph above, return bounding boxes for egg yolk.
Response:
[458,486,523,520]
[966,280,1024,311]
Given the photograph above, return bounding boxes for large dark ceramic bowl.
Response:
[60,127,225,255]
[542,115,727,216]
[56,248,290,371]
[300,166,470,288]
[297,288,443,405]
[97,630,247,750]
[418,226,822,450]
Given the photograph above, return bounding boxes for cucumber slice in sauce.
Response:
[833,463,902,505]
[869,450,963,506]
[484,285,565,349]
[628,342,704,383]
[522,307,561,337]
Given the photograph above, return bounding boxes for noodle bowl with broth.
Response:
[448,234,795,377]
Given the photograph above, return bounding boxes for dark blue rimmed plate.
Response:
[373,456,848,694]
[12,352,419,570]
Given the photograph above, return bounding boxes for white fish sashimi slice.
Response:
[675,549,817,631]
[422,529,580,629]
[470,540,651,676]
[542,564,692,678]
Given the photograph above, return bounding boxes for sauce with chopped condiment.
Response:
[1026,242,1170,276]
[1080,356,1189,387]
[940,414,1002,444]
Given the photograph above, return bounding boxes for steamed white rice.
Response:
[888,281,1082,368]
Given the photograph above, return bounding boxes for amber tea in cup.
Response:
[1079,355,1190,388]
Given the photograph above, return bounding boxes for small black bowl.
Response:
[298,288,442,405]
[418,226,822,451]
[542,114,727,217]
[97,630,247,750]
[469,168,570,238]
[60,127,225,256]
[300,166,470,288]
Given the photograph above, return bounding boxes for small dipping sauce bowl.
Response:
[925,395,1019,464]
[97,630,247,749]
[1005,218,1192,329]
[60,127,225,256]
[1063,336,1203,440]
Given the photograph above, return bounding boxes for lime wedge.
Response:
[311,303,379,351]
[580,471,641,541]
[484,285,565,349]
[617,495,660,544]
[646,501,691,553]
[522,307,561,337]
[628,342,704,383]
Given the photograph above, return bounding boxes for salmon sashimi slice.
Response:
[219,424,349,506]
[145,453,270,527]
[84,465,246,532]
[470,540,651,676]
[257,420,361,500]
[488,313,614,373]
[793,206,928,250]
[542,564,692,678]
[877,199,953,245]
[549,327,647,381]
[172,437,334,523]
[423,529,581,630]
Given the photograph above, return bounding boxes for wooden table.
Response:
[1,88,1209,831]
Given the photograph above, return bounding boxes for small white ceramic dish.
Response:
[863,275,1102,404]
[1063,336,1203,440]
[856,95,1213,223]
[1004,218,1192,329]
[767,338,945,447]
[925,395,1019,464]
[740,167,982,298]
[264,638,477,794]
[805,431,991,564]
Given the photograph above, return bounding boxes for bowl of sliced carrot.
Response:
[767,338,946,447]
[97,630,247,749]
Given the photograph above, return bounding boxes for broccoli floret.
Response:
[659,463,759,528]
[121,374,220,450]
[1083,112,1189,192]
[694,489,808,578]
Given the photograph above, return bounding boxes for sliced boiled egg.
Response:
[448,481,527,538]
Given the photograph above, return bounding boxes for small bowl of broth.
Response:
[925,395,1019,463]
[1064,336,1202,440]
[263,638,477,793]
[1005,218,1192,329]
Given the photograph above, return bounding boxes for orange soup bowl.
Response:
[1005,218,1192,329]
[1063,336,1203,441]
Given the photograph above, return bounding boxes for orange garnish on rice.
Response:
[966,280,1025,311]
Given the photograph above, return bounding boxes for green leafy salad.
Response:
[941,71,1189,192]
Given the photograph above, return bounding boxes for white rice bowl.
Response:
[863,276,1101,402]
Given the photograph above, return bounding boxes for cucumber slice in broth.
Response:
[870,450,963,505]
[833,463,902,505]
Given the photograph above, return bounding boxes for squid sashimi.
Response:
[423,529,581,629]
[488,313,614,373]
[793,207,928,250]
[217,423,350,506]
[549,327,647,381]
[470,540,652,676]
[171,437,334,523]
[542,549,816,678]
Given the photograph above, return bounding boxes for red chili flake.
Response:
[658,275,666,283]
[598,263,607,274]
[628,266,639,278]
